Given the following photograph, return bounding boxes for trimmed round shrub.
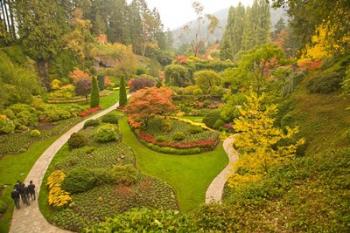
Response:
[193,88,203,95]
[95,124,120,143]
[213,119,225,129]
[0,199,8,214]
[101,113,119,124]
[45,108,72,122]
[173,132,185,141]
[68,133,87,149]
[83,119,100,129]
[0,115,15,134]
[156,135,166,142]
[203,110,221,129]
[62,167,97,193]
[30,129,41,137]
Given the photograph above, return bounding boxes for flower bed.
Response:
[131,117,220,154]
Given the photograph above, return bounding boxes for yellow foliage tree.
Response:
[229,93,304,187]
[47,170,72,207]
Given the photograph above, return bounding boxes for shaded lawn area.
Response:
[0,91,119,232]
[119,116,228,212]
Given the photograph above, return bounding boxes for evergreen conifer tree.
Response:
[119,76,127,107]
[90,77,100,108]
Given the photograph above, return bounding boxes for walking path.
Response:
[9,103,119,233]
[205,136,239,203]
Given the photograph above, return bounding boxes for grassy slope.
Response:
[223,67,350,232]
[119,116,228,212]
[0,91,119,232]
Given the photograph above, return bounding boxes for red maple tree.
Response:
[126,87,176,128]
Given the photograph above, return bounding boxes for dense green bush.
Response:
[0,199,8,213]
[173,132,185,141]
[45,108,71,122]
[194,70,222,94]
[213,119,225,129]
[62,167,97,193]
[203,110,222,129]
[0,115,15,134]
[0,49,42,107]
[101,112,119,124]
[68,133,87,150]
[30,129,41,137]
[164,64,191,87]
[83,119,100,128]
[95,124,120,143]
[156,135,166,142]
[110,164,138,186]
[86,208,194,232]
[307,72,342,94]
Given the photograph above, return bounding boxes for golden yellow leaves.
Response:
[229,93,304,188]
[47,170,72,207]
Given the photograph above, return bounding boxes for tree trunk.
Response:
[37,59,51,91]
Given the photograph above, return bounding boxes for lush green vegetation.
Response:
[119,116,228,211]
[39,113,177,232]
[0,92,118,232]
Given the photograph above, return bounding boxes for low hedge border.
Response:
[139,139,203,155]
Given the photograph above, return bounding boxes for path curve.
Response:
[10,103,119,233]
[205,136,239,204]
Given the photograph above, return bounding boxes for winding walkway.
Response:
[205,136,239,203]
[9,103,119,233]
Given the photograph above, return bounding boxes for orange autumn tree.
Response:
[126,87,176,128]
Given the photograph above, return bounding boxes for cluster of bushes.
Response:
[307,72,343,94]
[0,101,85,134]
[60,165,138,193]
[69,122,121,149]
[203,110,226,130]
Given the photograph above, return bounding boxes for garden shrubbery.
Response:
[83,119,100,128]
[101,112,119,124]
[307,72,343,94]
[30,129,41,137]
[95,124,120,143]
[203,110,225,129]
[62,167,97,193]
[172,132,185,141]
[68,133,87,149]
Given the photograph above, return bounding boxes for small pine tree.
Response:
[90,77,100,108]
[119,76,127,107]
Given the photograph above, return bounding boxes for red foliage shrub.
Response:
[79,107,101,117]
[298,59,322,71]
[175,55,188,64]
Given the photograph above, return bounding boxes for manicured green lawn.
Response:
[0,91,119,232]
[119,116,228,212]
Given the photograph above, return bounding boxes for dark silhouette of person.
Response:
[14,180,20,192]
[28,180,36,201]
[18,182,29,206]
[11,188,20,209]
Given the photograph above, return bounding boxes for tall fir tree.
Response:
[119,76,128,107]
[90,76,100,108]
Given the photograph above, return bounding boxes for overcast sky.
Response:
[128,0,254,30]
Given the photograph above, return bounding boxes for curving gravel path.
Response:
[9,103,119,233]
[205,136,239,204]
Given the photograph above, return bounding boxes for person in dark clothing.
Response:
[18,182,29,206]
[11,188,20,209]
[14,180,20,192]
[28,180,36,201]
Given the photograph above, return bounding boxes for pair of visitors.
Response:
[11,180,36,209]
